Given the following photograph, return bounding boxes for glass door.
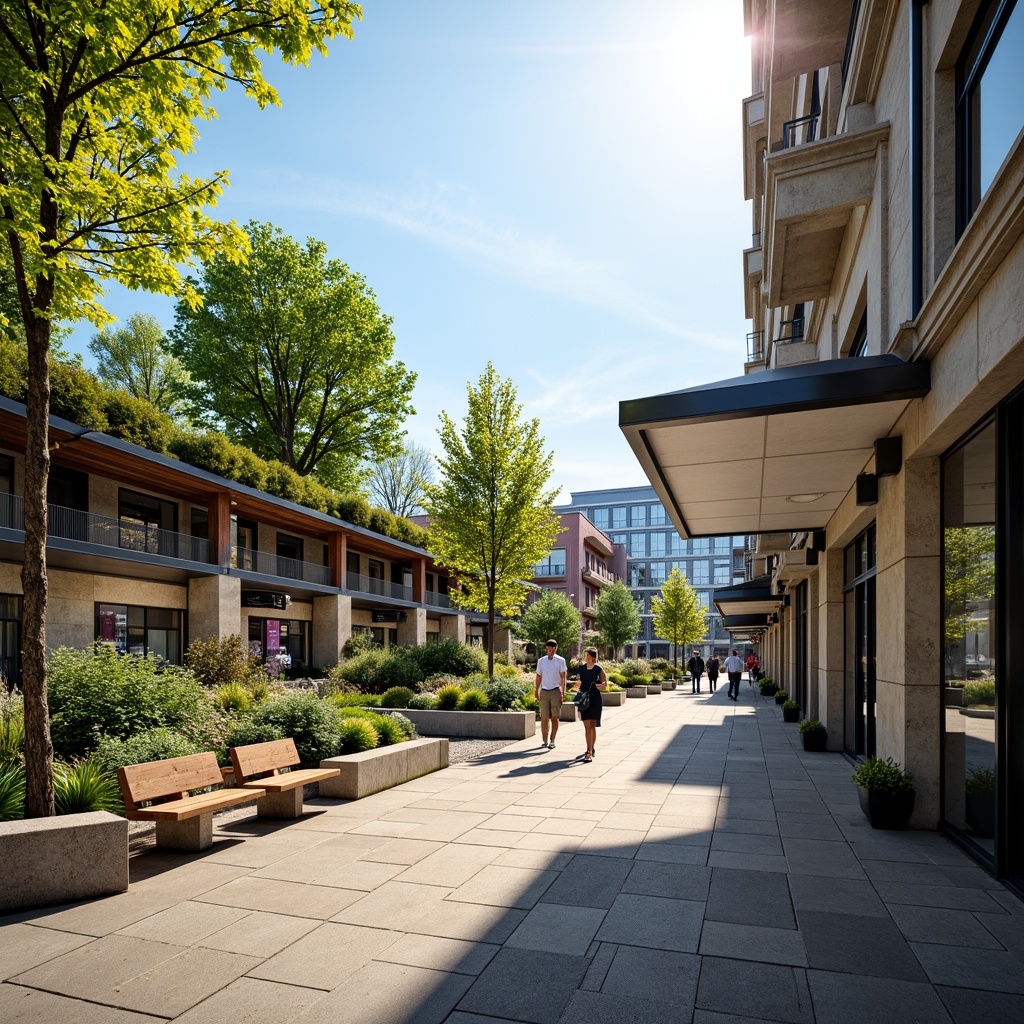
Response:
[844,525,877,757]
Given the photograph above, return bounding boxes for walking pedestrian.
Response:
[707,652,720,691]
[535,639,566,749]
[749,655,760,686]
[687,649,706,694]
[577,647,606,762]
[725,649,744,701]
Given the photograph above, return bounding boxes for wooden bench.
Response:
[229,738,340,819]
[117,752,265,851]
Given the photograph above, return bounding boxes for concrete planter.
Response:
[320,737,449,800]
[602,690,627,706]
[661,681,677,691]
[396,708,536,739]
[646,685,663,695]
[559,703,579,722]
[625,686,647,698]
[0,811,128,913]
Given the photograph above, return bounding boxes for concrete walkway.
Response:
[3,683,1024,1023]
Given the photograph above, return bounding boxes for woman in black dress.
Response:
[577,647,606,762]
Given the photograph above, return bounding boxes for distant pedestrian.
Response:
[725,649,744,701]
[577,647,606,762]
[535,640,566,749]
[687,649,705,694]
[707,653,720,691]
[749,655,760,685]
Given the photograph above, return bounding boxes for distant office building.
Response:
[557,487,745,660]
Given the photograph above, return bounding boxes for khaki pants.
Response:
[538,688,563,723]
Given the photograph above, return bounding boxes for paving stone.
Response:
[806,969,953,1024]
[0,985,164,1023]
[700,920,808,966]
[712,817,780,837]
[557,988,691,1024]
[887,904,1004,949]
[976,910,1024,957]
[539,854,633,909]
[776,813,845,841]
[788,875,889,918]
[446,864,559,909]
[622,860,712,902]
[706,867,796,929]
[635,842,709,865]
[696,956,813,1023]
[708,850,789,872]
[798,910,926,981]
[874,881,1010,913]
[936,985,1024,1024]
[711,831,785,856]
[373,933,500,975]
[505,902,606,955]
[0,924,91,981]
[596,893,703,952]
[781,839,865,879]
[600,945,701,1005]
[458,947,589,1024]
[170,977,324,1024]
[911,941,1024,993]
[198,909,320,957]
[406,897,529,943]
[4,891,176,937]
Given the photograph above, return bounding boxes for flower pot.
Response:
[774,692,787,705]
[759,684,777,697]
[801,730,827,752]
[857,785,916,829]
[661,681,677,691]
[782,706,799,723]
[646,685,662,695]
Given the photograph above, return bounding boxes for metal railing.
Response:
[234,546,330,586]
[422,591,452,608]
[776,317,805,344]
[781,111,819,150]
[752,231,762,248]
[841,0,863,88]
[2,493,209,562]
[346,571,413,602]
[531,564,566,577]
[746,330,765,363]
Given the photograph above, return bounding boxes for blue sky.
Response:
[65,1,752,502]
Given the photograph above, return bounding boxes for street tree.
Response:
[171,222,415,490]
[0,0,360,817]
[369,442,434,517]
[520,591,582,660]
[652,568,707,675]
[594,580,642,660]
[89,313,188,416]
[424,363,561,677]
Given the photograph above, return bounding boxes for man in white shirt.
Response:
[535,639,567,749]
[724,649,744,701]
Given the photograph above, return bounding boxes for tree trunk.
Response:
[487,600,495,679]
[22,314,55,817]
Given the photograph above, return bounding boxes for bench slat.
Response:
[239,767,339,792]
[119,751,225,807]
[130,787,264,822]
[230,737,300,781]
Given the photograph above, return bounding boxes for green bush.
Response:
[340,629,380,660]
[484,677,531,711]
[414,640,486,679]
[370,715,407,746]
[408,693,437,710]
[380,686,416,709]
[0,688,25,765]
[328,691,380,708]
[618,658,651,679]
[434,684,464,710]
[333,648,421,694]
[458,689,490,711]
[54,757,124,815]
[521,693,539,713]
[184,634,265,690]
[851,756,914,794]
[224,719,286,760]
[217,682,252,714]
[48,646,207,758]
[965,764,996,795]
[798,719,826,735]
[607,672,627,685]
[963,681,995,707]
[0,763,26,820]
[782,700,798,710]
[244,692,341,767]
[337,718,378,754]
[384,712,416,740]
[94,728,204,772]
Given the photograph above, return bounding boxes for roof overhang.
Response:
[714,578,785,618]
[619,356,930,539]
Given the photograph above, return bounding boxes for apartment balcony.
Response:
[742,91,766,201]
[422,591,452,609]
[531,564,566,579]
[768,0,850,84]
[235,546,330,587]
[345,570,413,602]
[582,565,617,586]
[1,493,210,564]
[755,533,792,556]
[746,331,766,368]
[762,123,889,307]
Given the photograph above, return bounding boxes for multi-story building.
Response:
[557,487,746,661]
[620,0,1024,888]
[0,397,467,681]
[526,512,627,654]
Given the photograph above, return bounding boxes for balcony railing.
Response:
[776,317,805,344]
[532,564,566,577]
[2,493,209,562]
[781,110,820,150]
[746,330,765,363]
[346,571,413,602]
[234,546,330,587]
[423,591,452,608]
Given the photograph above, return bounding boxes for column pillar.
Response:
[313,593,352,669]
[397,607,426,647]
[207,492,232,569]
[440,613,466,643]
[328,533,345,590]
[817,548,845,751]
[412,558,426,604]
[188,576,241,643]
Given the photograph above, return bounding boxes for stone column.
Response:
[188,576,241,643]
[439,613,466,643]
[397,607,426,647]
[817,548,845,751]
[312,593,352,669]
[807,573,821,721]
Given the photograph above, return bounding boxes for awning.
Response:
[713,578,784,618]
[619,356,930,539]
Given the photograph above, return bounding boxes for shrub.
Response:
[328,691,381,708]
[384,712,416,740]
[54,757,124,816]
[650,657,670,671]
[0,763,26,820]
[370,715,407,746]
[492,662,520,679]
[965,765,996,795]
[94,728,204,772]
[408,693,437,710]
[414,640,486,679]
[184,635,265,690]
[607,672,627,685]
[48,646,207,757]
[225,719,286,756]
[798,719,826,735]
[485,677,531,711]
[782,700,798,710]
[0,687,25,765]
[963,681,995,707]
[521,693,539,713]
[333,648,421,694]
[434,684,464,710]
[458,689,490,711]
[244,692,341,767]
[424,673,463,690]
[618,658,651,679]
[380,686,416,709]
[217,682,252,714]
[337,718,378,754]
[341,629,379,660]
[851,756,914,794]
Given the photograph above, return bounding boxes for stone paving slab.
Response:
[4,687,1024,1023]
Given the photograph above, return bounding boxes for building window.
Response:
[533,548,566,576]
[649,503,666,525]
[630,565,648,587]
[713,537,730,554]
[592,507,609,529]
[0,455,13,530]
[611,507,627,529]
[97,603,183,663]
[630,505,646,527]
[119,489,178,555]
[669,533,686,556]
[629,533,646,558]
[713,559,731,585]
[693,538,710,555]
[611,533,627,545]
[691,560,709,585]
[848,312,868,357]
[649,532,666,556]
[649,562,667,586]
[844,523,877,758]
[0,594,22,686]
[277,533,304,579]
[958,0,1024,230]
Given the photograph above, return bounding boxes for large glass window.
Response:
[691,559,710,585]
[630,505,646,527]
[611,507,627,529]
[942,420,997,858]
[0,455,13,530]
[97,603,182,663]
[629,533,646,558]
[713,559,731,585]
[119,489,178,555]
[533,549,566,576]
[649,503,667,525]
[649,532,667,557]
[958,0,1024,229]
[0,595,21,686]
[592,507,609,529]
[669,533,686,556]
[844,524,877,757]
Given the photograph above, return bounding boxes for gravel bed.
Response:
[446,736,520,763]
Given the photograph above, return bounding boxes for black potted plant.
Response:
[798,718,827,751]
[759,676,777,697]
[774,689,788,705]
[851,756,915,829]
[964,765,996,838]
[782,699,799,723]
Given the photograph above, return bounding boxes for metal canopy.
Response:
[713,577,783,618]
[619,355,929,539]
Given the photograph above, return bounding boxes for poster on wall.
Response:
[264,619,280,656]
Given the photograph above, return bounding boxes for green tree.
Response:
[171,221,415,489]
[595,580,642,660]
[424,363,561,677]
[368,441,434,517]
[944,526,996,677]
[89,314,188,416]
[520,591,582,659]
[651,568,707,675]
[0,0,360,817]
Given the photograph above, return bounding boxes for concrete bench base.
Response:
[257,787,305,819]
[156,814,214,852]
[320,738,448,800]
[0,811,128,913]
[396,708,535,739]
[661,681,678,691]
[559,703,578,722]
[626,687,647,698]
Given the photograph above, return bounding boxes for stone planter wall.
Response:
[645,685,662,695]
[394,708,536,739]
[602,691,627,706]
[0,811,128,913]
[320,737,448,800]
[625,687,647,698]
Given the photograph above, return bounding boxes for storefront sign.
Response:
[242,591,288,610]
[372,611,408,623]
